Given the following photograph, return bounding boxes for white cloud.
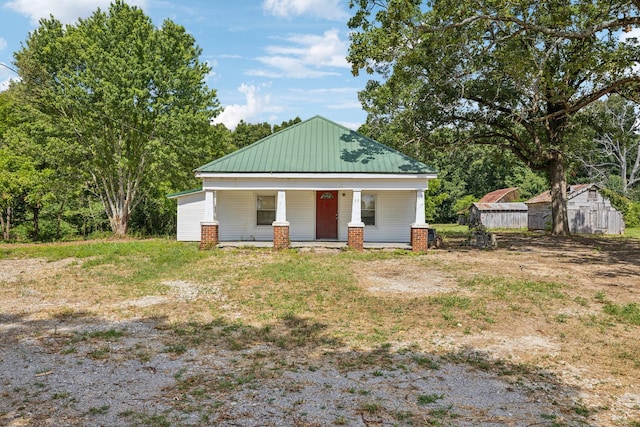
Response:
[262,0,348,21]
[327,101,362,110]
[249,29,348,79]
[204,59,217,83]
[4,0,148,25]
[0,63,19,92]
[0,77,11,92]
[249,56,340,79]
[621,27,640,43]
[339,121,361,130]
[0,37,7,51]
[213,83,283,130]
[268,29,348,68]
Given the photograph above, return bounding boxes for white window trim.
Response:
[361,192,377,228]
[256,193,277,226]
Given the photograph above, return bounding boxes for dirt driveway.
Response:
[0,234,639,426]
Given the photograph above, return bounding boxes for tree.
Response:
[0,90,55,240]
[14,1,220,236]
[273,116,302,133]
[348,0,640,235]
[576,94,640,197]
[231,121,273,149]
[229,117,303,150]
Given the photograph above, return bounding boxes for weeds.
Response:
[604,302,640,326]
[88,405,110,415]
[361,401,382,413]
[87,346,111,359]
[417,393,445,405]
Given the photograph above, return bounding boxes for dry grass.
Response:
[1,234,639,425]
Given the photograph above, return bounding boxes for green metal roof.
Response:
[196,116,435,174]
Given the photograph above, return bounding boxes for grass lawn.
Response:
[1,233,639,425]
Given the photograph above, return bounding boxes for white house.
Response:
[168,116,437,251]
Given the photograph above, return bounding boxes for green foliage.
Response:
[272,116,302,133]
[229,116,302,150]
[232,120,273,149]
[417,393,444,405]
[600,188,640,227]
[355,122,549,222]
[424,179,450,222]
[13,1,220,236]
[505,167,548,202]
[452,195,476,215]
[348,0,640,235]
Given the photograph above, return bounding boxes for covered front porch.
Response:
[198,187,430,252]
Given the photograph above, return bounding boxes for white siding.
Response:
[288,191,315,241]
[338,191,351,241]
[176,189,418,243]
[176,192,205,241]
[364,191,414,242]
[337,190,413,242]
[217,190,317,241]
[217,191,274,241]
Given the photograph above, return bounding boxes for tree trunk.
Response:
[107,198,130,238]
[548,153,570,236]
[32,204,40,241]
[1,206,11,240]
[0,208,5,240]
[56,201,65,240]
[110,214,128,237]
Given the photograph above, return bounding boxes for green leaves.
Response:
[13,0,221,236]
[348,0,640,234]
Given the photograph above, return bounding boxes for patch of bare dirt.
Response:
[0,258,76,284]
[360,260,459,294]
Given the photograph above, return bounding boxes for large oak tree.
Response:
[348,0,640,235]
[14,1,220,236]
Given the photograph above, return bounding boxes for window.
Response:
[256,195,276,225]
[588,189,597,201]
[361,194,376,226]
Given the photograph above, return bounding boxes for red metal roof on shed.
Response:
[478,188,519,203]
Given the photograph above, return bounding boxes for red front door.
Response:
[316,191,338,239]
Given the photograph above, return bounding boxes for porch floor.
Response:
[216,241,411,250]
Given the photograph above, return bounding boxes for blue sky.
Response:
[0,0,370,129]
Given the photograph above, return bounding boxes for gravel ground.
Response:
[1,316,583,426]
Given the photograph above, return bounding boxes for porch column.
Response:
[200,190,219,250]
[273,190,289,250]
[348,189,365,251]
[411,188,429,252]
